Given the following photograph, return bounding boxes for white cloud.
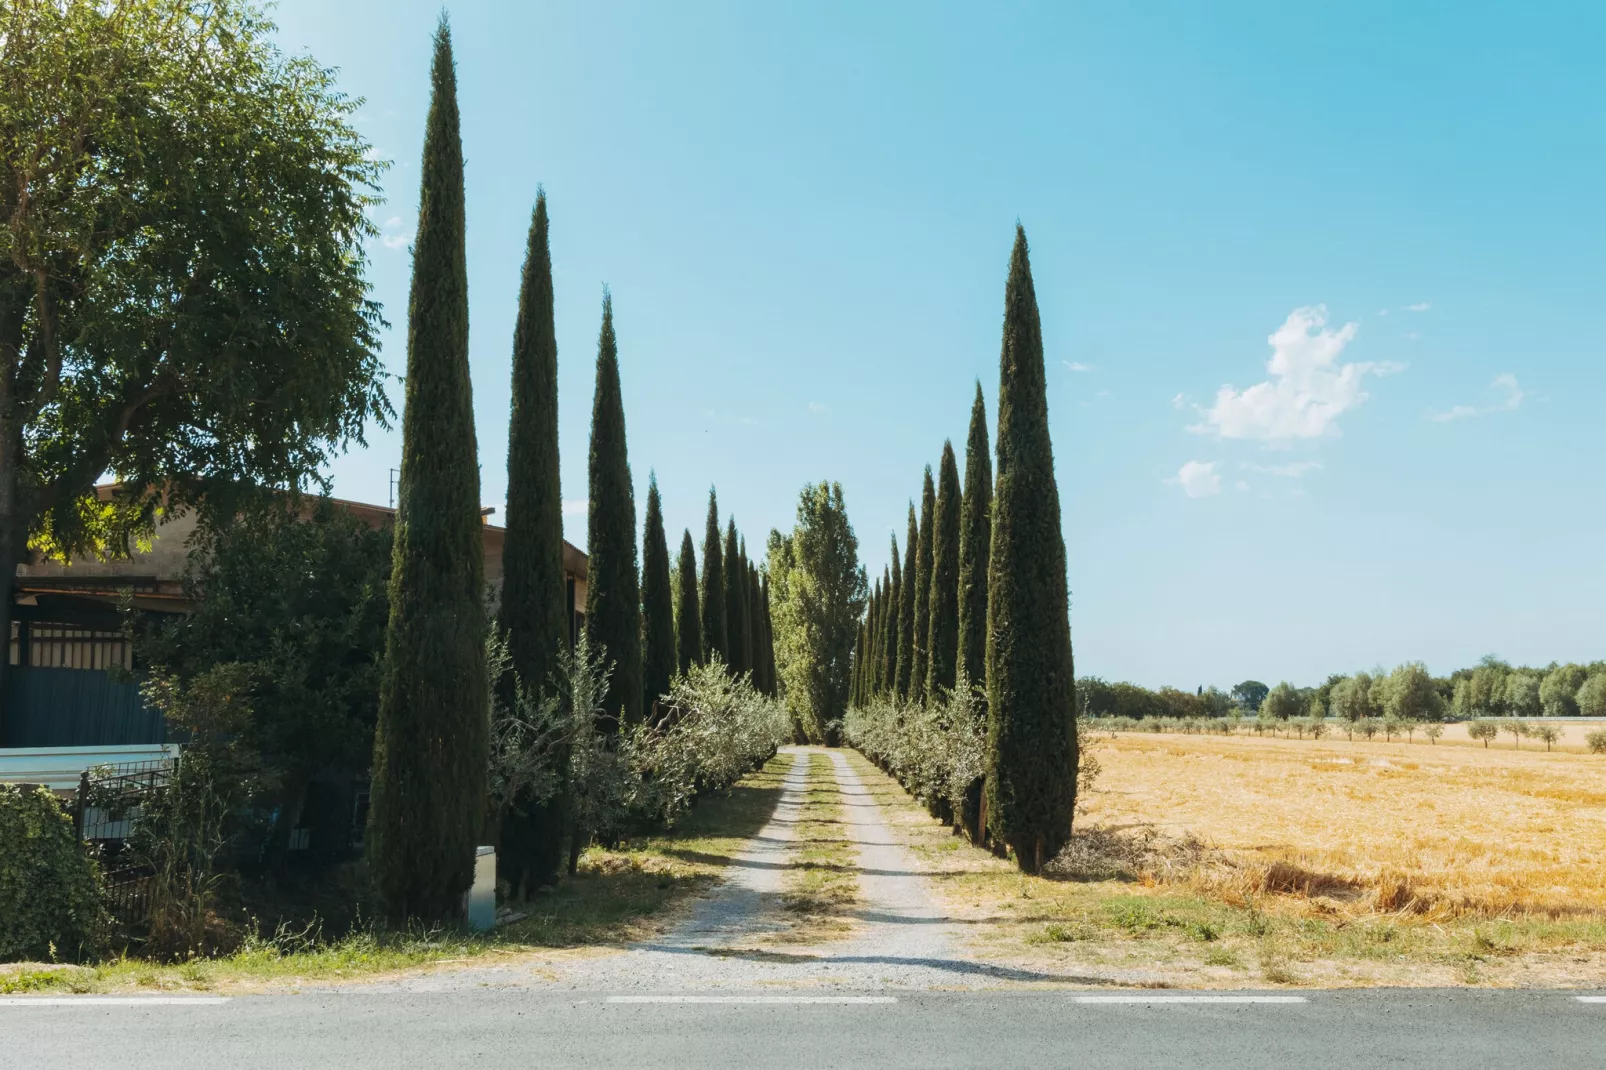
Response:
[1168,460,1222,498]
[1241,460,1322,478]
[562,499,588,517]
[1063,361,1094,372]
[380,215,414,250]
[1235,480,1250,492]
[1189,306,1401,444]
[1426,374,1524,423]
[807,401,826,413]
[1171,393,1188,410]
[1403,301,1431,313]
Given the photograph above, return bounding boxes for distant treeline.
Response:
[1082,657,1606,722]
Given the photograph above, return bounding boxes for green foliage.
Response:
[367,20,488,926]
[499,190,568,711]
[723,520,748,676]
[883,545,901,699]
[984,225,1077,874]
[1231,681,1270,711]
[0,0,388,577]
[846,681,985,824]
[1261,682,1303,721]
[0,785,105,962]
[895,504,918,701]
[911,466,936,706]
[768,482,867,744]
[1539,664,1588,717]
[1505,672,1542,718]
[1467,720,1500,747]
[1587,729,1606,755]
[137,665,267,957]
[1376,662,1446,722]
[1577,673,1606,718]
[700,489,726,664]
[497,191,569,893]
[674,530,703,676]
[641,477,676,719]
[958,382,993,693]
[583,292,643,727]
[138,499,390,807]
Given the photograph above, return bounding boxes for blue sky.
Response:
[270,1,1605,689]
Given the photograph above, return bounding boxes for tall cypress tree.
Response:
[722,520,747,676]
[746,561,763,688]
[876,566,892,696]
[367,19,487,924]
[894,507,918,701]
[985,225,1077,874]
[738,537,755,677]
[674,529,701,676]
[864,579,881,699]
[700,489,726,664]
[641,475,675,719]
[496,189,568,893]
[885,539,902,699]
[926,441,962,702]
[584,292,643,726]
[760,575,777,696]
[911,466,936,706]
[958,381,993,692]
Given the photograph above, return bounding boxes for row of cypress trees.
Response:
[850,387,989,713]
[849,225,1076,875]
[367,19,779,919]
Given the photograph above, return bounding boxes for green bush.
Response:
[1586,729,1606,755]
[0,786,105,962]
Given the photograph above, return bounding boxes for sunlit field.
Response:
[1087,731,1606,918]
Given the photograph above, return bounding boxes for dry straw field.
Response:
[1087,731,1606,918]
[851,730,1606,987]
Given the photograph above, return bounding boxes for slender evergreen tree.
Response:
[884,541,901,699]
[985,225,1077,874]
[911,466,936,706]
[495,189,568,893]
[958,381,993,692]
[956,384,993,845]
[895,507,918,701]
[876,566,892,696]
[700,489,726,663]
[641,475,675,719]
[760,575,778,695]
[584,292,643,726]
[367,19,487,924]
[747,561,763,687]
[723,520,747,676]
[926,441,962,701]
[674,529,701,675]
[864,579,881,699]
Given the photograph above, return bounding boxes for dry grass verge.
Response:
[773,751,860,943]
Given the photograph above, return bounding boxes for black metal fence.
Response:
[75,756,176,925]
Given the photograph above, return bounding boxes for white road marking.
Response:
[608,995,897,1004]
[0,997,232,1006]
[1075,995,1309,1004]
[1575,996,1606,1003]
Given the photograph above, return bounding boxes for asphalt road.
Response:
[4,989,1604,1069]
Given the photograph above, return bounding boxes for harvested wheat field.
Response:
[849,738,1606,987]
[1086,731,1606,918]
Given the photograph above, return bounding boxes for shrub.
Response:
[1587,730,1606,755]
[1422,722,1445,744]
[1467,720,1500,747]
[1531,724,1561,752]
[1358,717,1381,741]
[0,786,105,962]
